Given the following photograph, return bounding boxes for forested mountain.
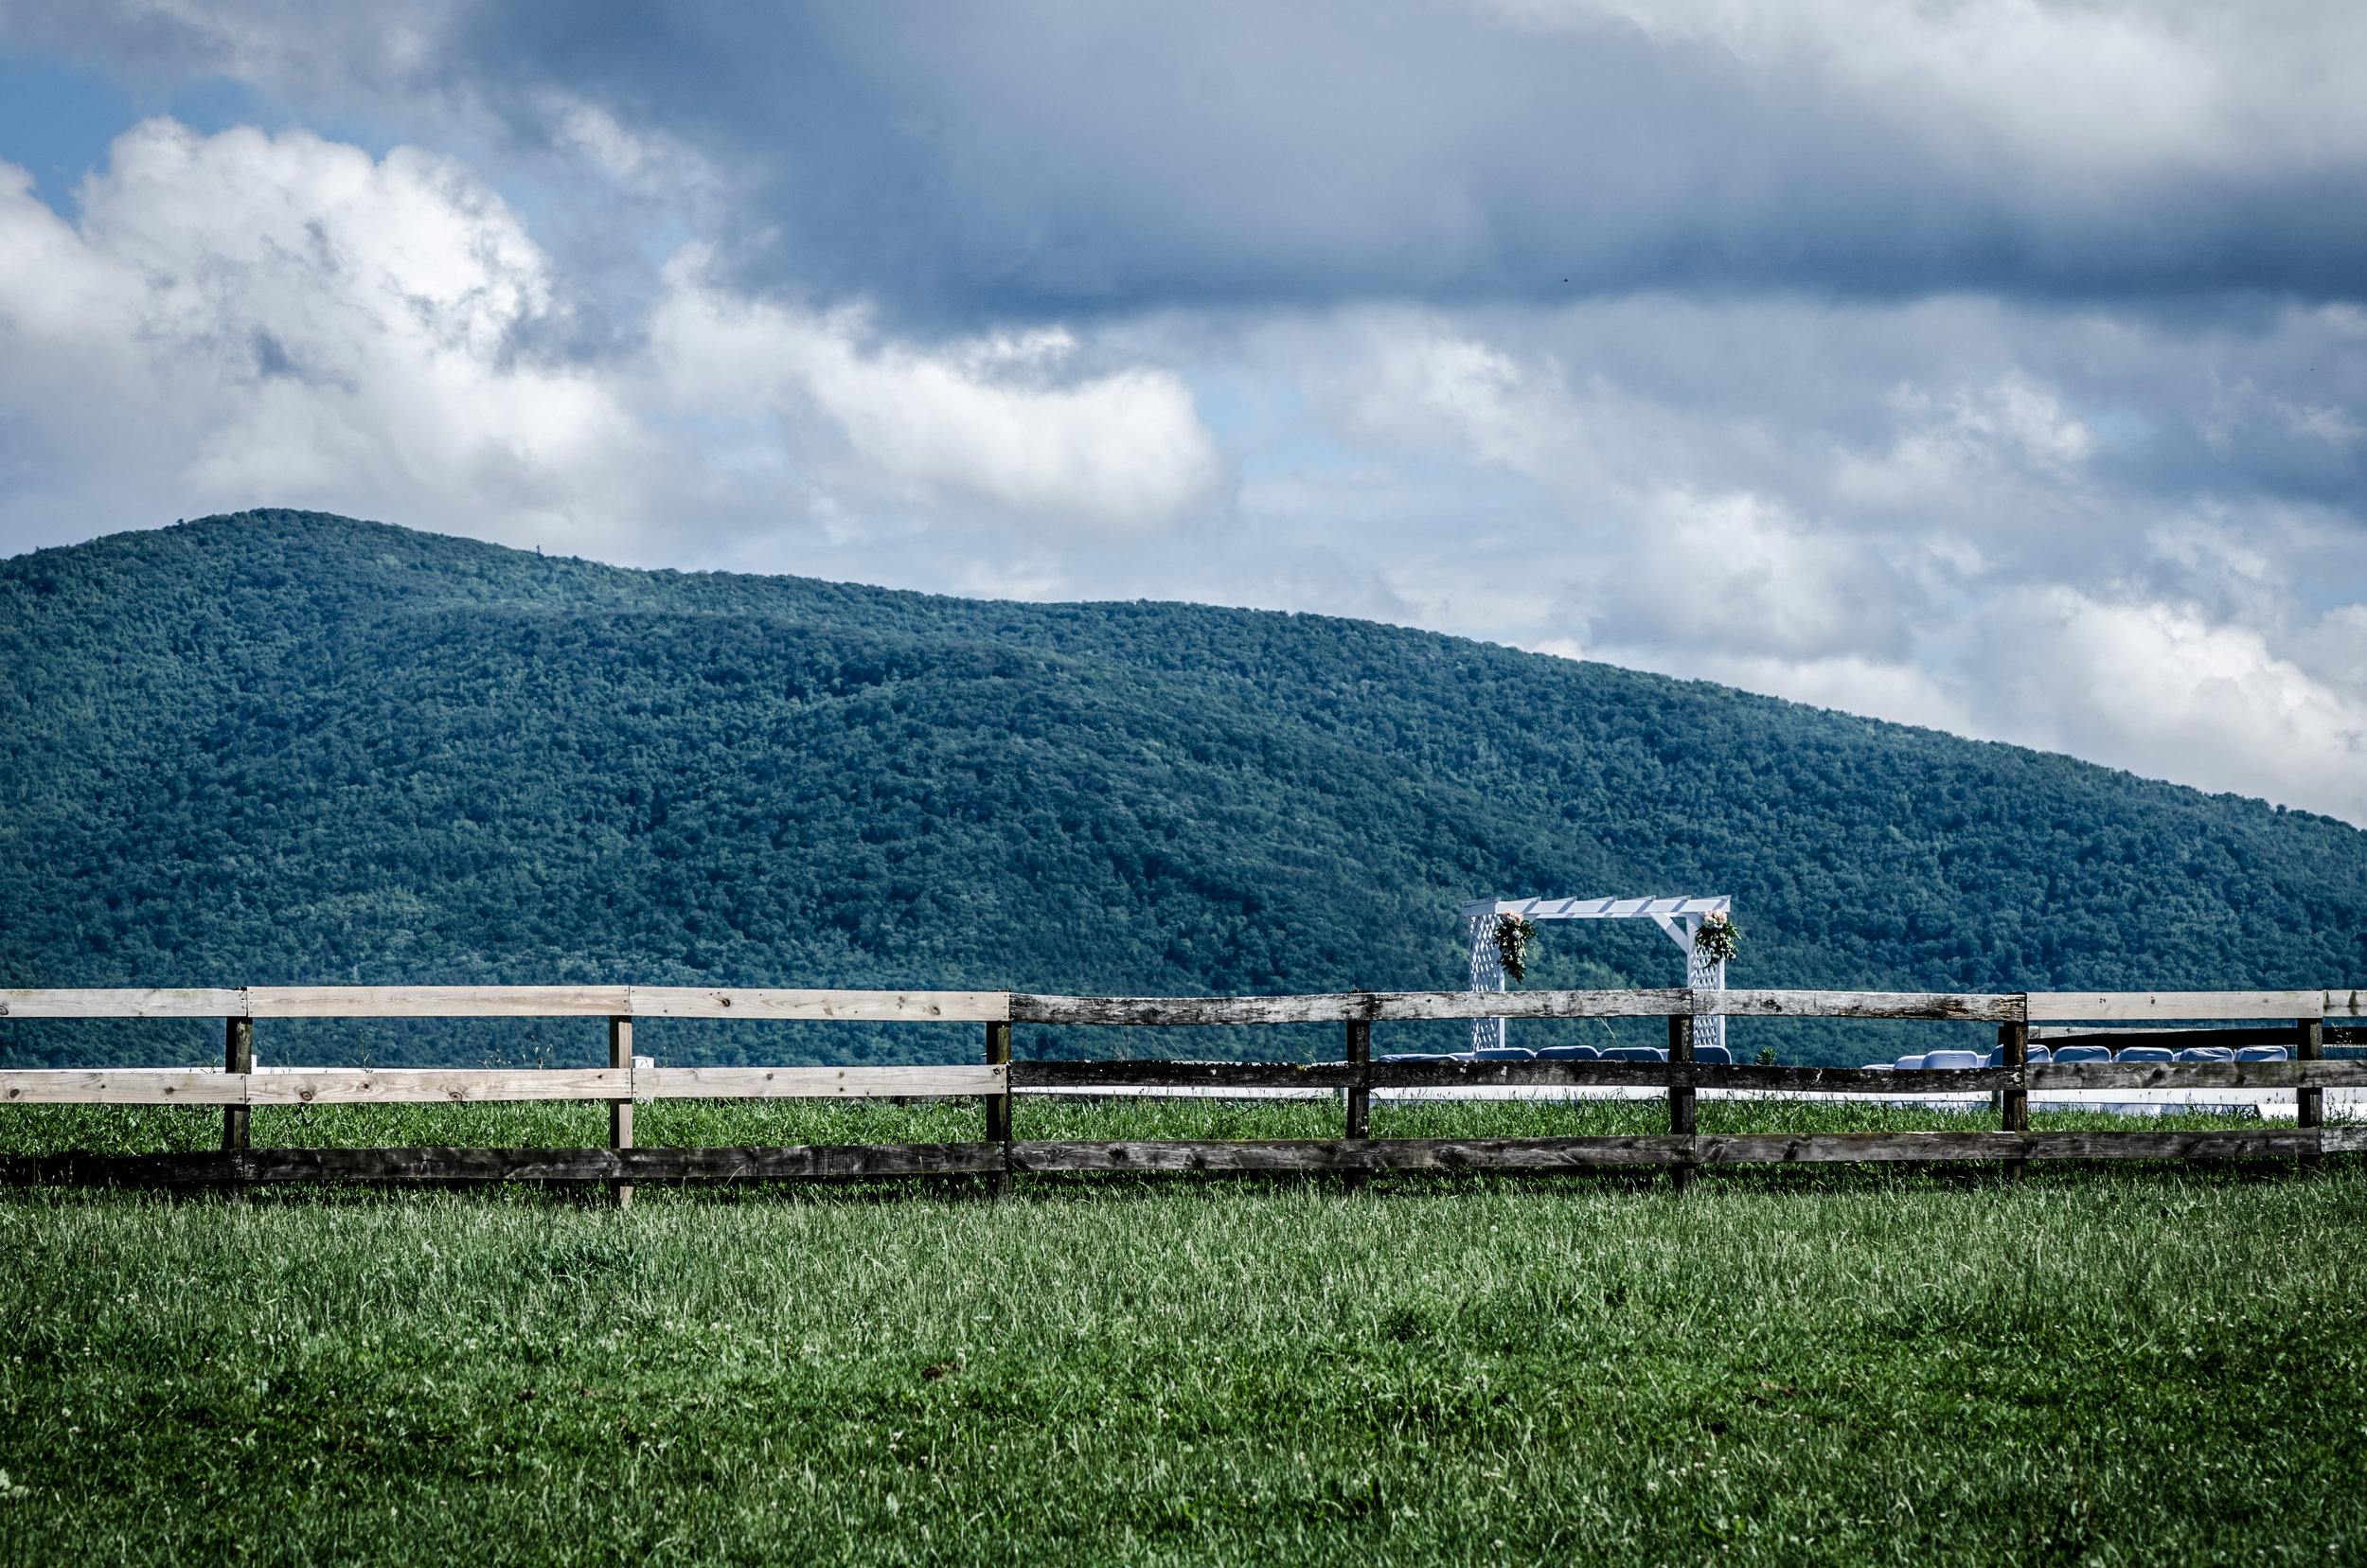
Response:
[3,509,2361,1068]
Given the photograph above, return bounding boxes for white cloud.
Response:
[1325,326,1570,472]
[651,261,1224,536]
[0,118,1224,557]
[0,118,643,545]
[1593,489,1913,661]
[1837,376,2097,508]
[1971,589,2367,821]
[537,94,719,204]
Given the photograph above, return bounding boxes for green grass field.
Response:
[1,1097,2361,1565]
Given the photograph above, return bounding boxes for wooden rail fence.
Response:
[2,986,2361,1195]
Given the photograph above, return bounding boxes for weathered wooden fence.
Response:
[2,986,2361,1196]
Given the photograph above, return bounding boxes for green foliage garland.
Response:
[1695,912,1741,965]
[1494,914,1540,984]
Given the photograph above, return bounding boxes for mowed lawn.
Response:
[0,1100,2362,1566]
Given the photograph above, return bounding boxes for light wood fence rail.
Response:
[2,987,2361,1194]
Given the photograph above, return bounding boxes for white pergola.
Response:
[1462,895,1733,1054]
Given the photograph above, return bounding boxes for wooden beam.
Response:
[609,1016,633,1211]
[1008,1059,2367,1093]
[984,1020,1013,1198]
[1706,989,2021,1022]
[222,1018,252,1157]
[1344,1019,1371,1141]
[2296,1017,2323,1138]
[2000,1020,2028,1184]
[1007,1130,2331,1170]
[1008,1136,1696,1172]
[0,1143,1009,1185]
[3,1128,2341,1187]
[1693,1130,2323,1163]
[1013,989,2028,1025]
[246,986,631,1017]
[0,985,2346,1025]
[242,1070,632,1104]
[1666,1015,1695,1194]
[0,989,247,1019]
[2030,1060,2363,1090]
[626,989,1010,1022]
[1011,993,1378,1025]
[1010,989,1693,1025]
[2025,991,2323,1022]
[0,1071,243,1105]
[634,1065,1005,1098]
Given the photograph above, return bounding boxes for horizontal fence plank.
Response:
[1013,989,2022,1024]
[1016,1061,1356,1089]
[1012,990,1699,1025]
[1013,1060,2367,1094]
[1008,1136,1697,1171]
[0,1143,1009,1185]
[0,1070,246,1105]
[2,1129,2348,1186]
[2032,1061,2365,1090]
[1373,989,1695,1021]
[242,1070,632,1105]
[1707,989,2020,1021]
[2026,991,2322,1022]
[627,989,1010,1022]
[0,989,248,1019]
[636,1065,1005,1098]
[0,985,2348,1024]
[247,986,632,1018]
[1011,993,1374,1025]
[1695,1130,2324,1163]
[1008,1130,2334,1170]
[0,1064,1005,1105]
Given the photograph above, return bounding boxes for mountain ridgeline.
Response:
[2,510,2361,1069]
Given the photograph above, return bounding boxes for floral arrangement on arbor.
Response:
[1493,913,1540,983]
[1694,910,1741,965]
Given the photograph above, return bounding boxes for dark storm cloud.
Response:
[10,0,2367,324]
[398,0,2367,317]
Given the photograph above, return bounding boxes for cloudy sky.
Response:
[2,1,2363,821]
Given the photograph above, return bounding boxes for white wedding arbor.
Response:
[1463,895,1733,1054]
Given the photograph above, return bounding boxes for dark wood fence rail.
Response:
[1,987,2361,1196]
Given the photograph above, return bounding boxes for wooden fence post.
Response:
[222,1016,252,1153]
[2000,1021,2028,1183]
[608,1015,633,1210]
[985,1021,1013,1199]
[1667,1012,1695,1191]
[1344,1016,1371,1192]
[2296,1016,2323,1167]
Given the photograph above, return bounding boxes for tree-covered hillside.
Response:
[3,510,2361,1067]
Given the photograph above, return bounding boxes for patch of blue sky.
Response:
[0,49,398,215]
[0,53,139,208]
